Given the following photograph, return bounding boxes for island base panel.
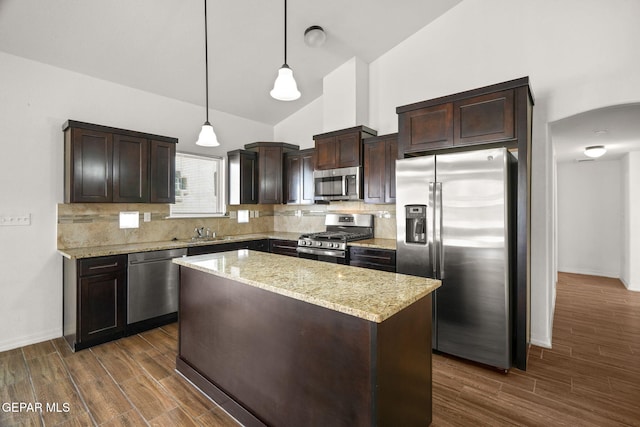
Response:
[177,267,432,426]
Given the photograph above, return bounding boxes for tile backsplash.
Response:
[57,201,396,249]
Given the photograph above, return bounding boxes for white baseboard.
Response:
[530,336,552,349]
[620,276,640,292]
[0,328,62,353]
[557,267,619,279]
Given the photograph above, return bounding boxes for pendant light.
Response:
[196,0,220,147]
[270,0,301,101]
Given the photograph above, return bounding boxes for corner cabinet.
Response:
[244,142,300,205]
[63,120,177,203]
[284,149,315,205]
[313,126,377,170]
[363,134,397,204]
[63,255,127,351]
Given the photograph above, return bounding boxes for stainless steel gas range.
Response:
[297,213,374,264]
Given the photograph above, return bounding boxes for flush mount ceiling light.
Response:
[304,25,326,47]
[584,145,606,158]
[196,0,220,147]
[270,0,301,101]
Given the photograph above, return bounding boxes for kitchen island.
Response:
[174,250,440,427]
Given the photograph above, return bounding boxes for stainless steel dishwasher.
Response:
[127,248,187,324]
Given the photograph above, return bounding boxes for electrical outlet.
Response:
[143,212,151,222]
[0,214,31,226]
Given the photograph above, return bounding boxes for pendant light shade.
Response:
[270,65,301,101]
[196,121,219,147]
[271,0,301,101]
[196,0,220,147]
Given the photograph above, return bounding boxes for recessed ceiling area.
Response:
[550,103,640,163]
[0,0,462,125]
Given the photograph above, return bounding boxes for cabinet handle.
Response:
[89,263,119,270]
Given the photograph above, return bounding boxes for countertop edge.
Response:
[174,253,439,323]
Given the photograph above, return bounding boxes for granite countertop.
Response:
[349,238,396,250]
[174,250,439,323]
[58,232,396,259]
[57,232,303,259]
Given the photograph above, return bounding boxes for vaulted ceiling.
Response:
[0,0,462,125]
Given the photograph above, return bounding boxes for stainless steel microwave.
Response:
[313,166,362,201]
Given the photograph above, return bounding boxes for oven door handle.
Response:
[296,247,346,258]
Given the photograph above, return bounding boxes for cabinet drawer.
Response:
[269,239,298,257]
[349,247,396,272]
[78,255,127,277]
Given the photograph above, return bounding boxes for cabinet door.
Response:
[258,146,283,204]
[385,138,397,203]
[284,153,301,204]
[79,269,126,343]
[336,132,361,168]
[241,153,259,204]
[398,103,453,156]
[285,150,315,205]
[113,134,149,203]
[149,140,176,203]
[71,129,113,202]
[315,136,337,170]
[363,140,386,204]
[454,89,514,145]
[300,150,315,204]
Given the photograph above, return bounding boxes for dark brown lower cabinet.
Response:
[269,239,298,257]
[186,239,270,256]
[349,247,397,272]
[63,255,127,351]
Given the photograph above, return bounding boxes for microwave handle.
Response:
[342,176,347,196]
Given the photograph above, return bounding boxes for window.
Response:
[170,153,225,217]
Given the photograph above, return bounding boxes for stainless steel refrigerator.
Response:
[396,147,513,370]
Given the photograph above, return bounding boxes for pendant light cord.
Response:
[204,0,210,123]
[283,0,287,65]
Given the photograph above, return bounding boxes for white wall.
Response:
[322,57,370,132]
[557,160,622,277]
[274,97,322,149]
[276,0,640,347]
[0,52,273,351]
[621,152,640,291]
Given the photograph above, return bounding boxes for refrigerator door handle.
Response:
[428,182,437,278]
[434,182,444,279]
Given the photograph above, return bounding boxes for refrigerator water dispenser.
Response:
[405,204,427,244]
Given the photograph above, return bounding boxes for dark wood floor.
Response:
[1,272,639,426]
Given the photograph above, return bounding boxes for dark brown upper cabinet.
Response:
[113,134,149,203]
[227,150,259,205]
[397,82,519,158]
[284,148,315,205]
[149,140,176,204]
[313,126,377,170]
[244,142,299,205]
[63,120,177,203]
[363,134,397,204]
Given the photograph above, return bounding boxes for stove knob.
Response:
[316,241,322,246]
[300,241,306,246]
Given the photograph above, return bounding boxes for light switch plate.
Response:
[0,214,31,226]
